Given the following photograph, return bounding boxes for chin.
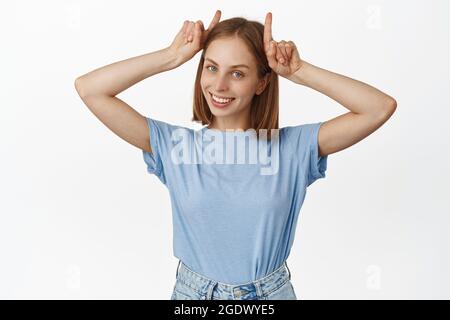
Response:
[209,108,231,117]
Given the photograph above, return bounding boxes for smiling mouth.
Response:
[209,92,235,101]
[208,93,236,109]
[209,93,236,107]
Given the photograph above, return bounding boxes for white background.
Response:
[1,0,449,299]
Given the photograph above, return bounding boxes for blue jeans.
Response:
[170,260,298,300]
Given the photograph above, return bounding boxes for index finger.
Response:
[264,12,273,46]
[207,10,222,31]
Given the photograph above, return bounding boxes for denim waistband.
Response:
[175,260,292,300]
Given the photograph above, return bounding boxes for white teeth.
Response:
[212,93,234,103]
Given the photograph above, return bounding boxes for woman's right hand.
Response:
[168,10,222,67]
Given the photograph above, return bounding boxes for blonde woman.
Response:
[75,10,396,300]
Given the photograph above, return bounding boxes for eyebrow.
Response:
[204,58,250,69]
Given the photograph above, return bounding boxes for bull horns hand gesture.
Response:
[168,10,222,67]
[264,12,304,80]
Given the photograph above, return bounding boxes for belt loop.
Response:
[205,281,217,300]
[254,280,264,299]
[176,260,181,278]
[285,261,291,280]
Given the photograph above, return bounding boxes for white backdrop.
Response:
[1,0,449,299]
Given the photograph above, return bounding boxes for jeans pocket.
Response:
[171,290,194,300]
[265,280,297,300]
[171,280,203,300]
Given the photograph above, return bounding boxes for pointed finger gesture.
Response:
[185,10,221,47]
[264,12,304,80]
[202,10,221,44]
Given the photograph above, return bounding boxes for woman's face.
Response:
[200,37,267,125]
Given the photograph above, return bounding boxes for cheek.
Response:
[239,86,257,99]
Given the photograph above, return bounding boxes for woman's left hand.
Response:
[264,12,304,80]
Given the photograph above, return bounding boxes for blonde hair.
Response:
[191,17,279,140]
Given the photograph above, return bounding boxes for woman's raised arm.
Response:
[74,47,179,154]
[75,11,221,154]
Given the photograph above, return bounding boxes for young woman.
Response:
[75,10,397,300]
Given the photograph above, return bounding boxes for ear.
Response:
[256,73,271,95]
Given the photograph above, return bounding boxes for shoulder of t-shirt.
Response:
[279,123,321,149]
[280,122,321,135]
[145,116,196,133]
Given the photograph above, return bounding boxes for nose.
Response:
[213,74,230,92]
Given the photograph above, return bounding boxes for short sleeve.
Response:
[307,122,328,187]
[284,122,328,187]
[141,117,171,185]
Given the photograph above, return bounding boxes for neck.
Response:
[208,114,252,131]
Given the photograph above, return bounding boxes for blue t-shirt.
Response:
[142,117,328,284]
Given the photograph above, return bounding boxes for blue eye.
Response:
[233,71,244,78]
[206,65,244,79]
